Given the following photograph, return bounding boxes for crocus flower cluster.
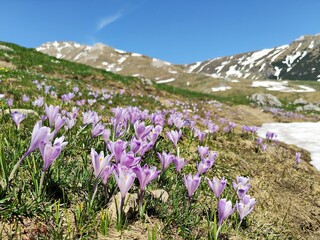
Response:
[40,136,68,172]
[266,131,277,141]
[232,176,251,200]
[196,147,217,176]
[242,125,259,134]
[236,194,256,224]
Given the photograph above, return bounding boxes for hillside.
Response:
[0,41,320,239]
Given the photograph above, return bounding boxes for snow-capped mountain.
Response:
[37,34,320,84]
[186,34,320,81]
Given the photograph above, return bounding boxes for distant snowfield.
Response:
[257,122,320,170]
[211,86,231,92]
[251,81,315,92]
[156,78,175,84]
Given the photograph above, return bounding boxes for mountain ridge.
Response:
[36,34,320,82]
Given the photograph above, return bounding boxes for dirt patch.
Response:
[0,60,15,69]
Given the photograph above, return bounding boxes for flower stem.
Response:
[8,153,26,182]
[90,182,99,208]
[139,189,145,217]
[38,170,46,197]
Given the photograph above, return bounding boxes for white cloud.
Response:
[96,9,124,31]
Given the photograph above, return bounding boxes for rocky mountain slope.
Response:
[36,41,185,84]
[37,34,320,83]
[187,34,320,81]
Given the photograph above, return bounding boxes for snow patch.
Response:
[241,48,273,67]
[257,122,320,170]
[283,51,302,68]
[117,56,127,64]
[215,61,230,73]
[131,53,142,57]
[270,46,288,62]
[188,62,202,73]
[156,78,175,84]
[226,65,242,78]
[115,49,126,54]
[211,86,231,92]
[274,67,282,80]
[308,41,315,49]
[244,73,251,79]
[74,52,84,61]
[259,63,266,72]
[251,81,315,92]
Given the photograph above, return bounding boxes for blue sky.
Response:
[1,0,320,64]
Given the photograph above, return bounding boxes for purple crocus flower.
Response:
[173,157,188,172]
[9,121,51,183]
[119,151,141,168]
[134,121,153,140]
[87,99,96,106]
[11,111,26,129]
[232,176,251,200]
[53,136,68,150]
[113,165,136,218]
[266,131,277,141]
[91,122,105,138]
[22,94,30,102]
[39,141,63,172]
[107,140,128,163]
[54,115,66,134]
[295,152,301,164]
[113,165,136,199]
[166,129,182,148]
[147,125,163,146]
[183,173,201,204]
[65,117,76,130]
[236,195,256,223]
[91,148,113,178]
[82,110,99,125]
[45,104,60,127]
[130,138,142,154]
[217,199,235,235]
[101,164,114,186]
[256,138,263,145]
[25,121,53,157]
[134,164,160,191]
[196,159,213,176]
[194,129,206,143]
[157,151,175,170]
[207,177,226,199]
[6,98,13,107]
[32,96,44,107]
[134,164,160,210]
[261,144,267,151]
[102,128,111,142]
[198,146,209,161]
